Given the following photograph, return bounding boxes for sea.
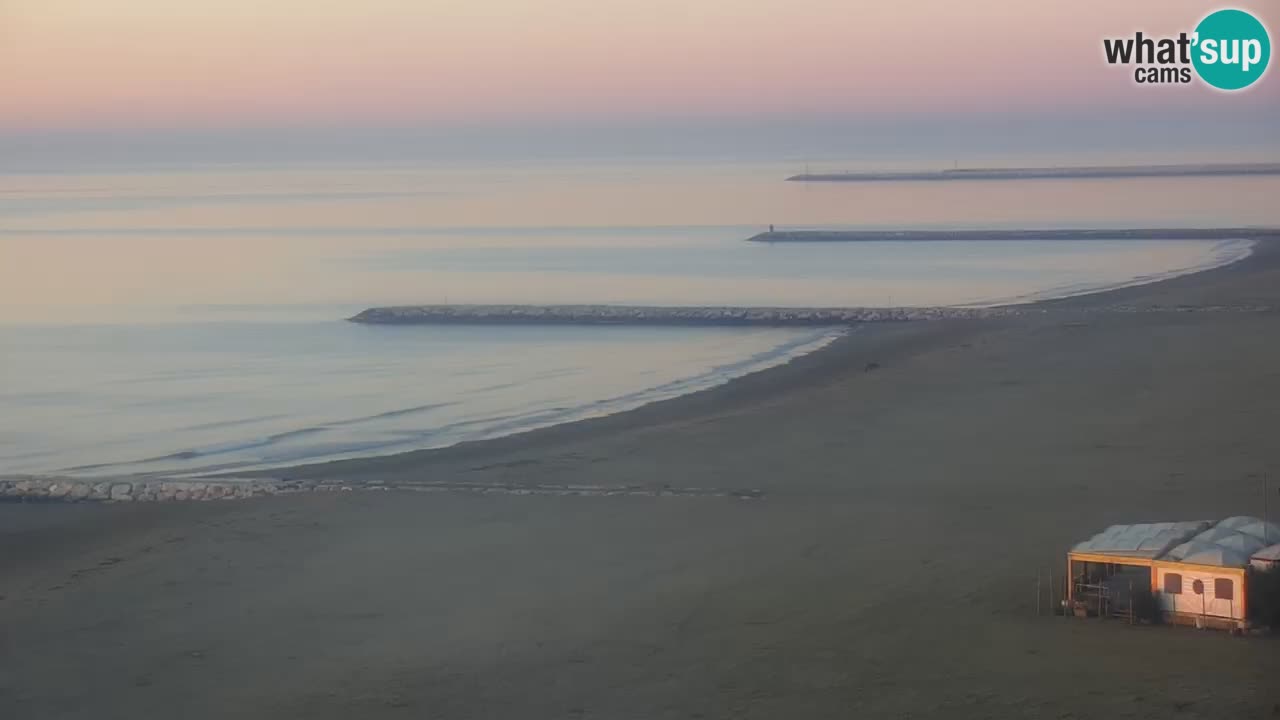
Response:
[2,157,1277,477]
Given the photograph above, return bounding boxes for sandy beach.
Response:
[4,243,1280,719]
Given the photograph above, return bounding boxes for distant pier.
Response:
[787,162,1280,183]
[349,304,1023,327]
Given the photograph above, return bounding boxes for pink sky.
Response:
[2,0,1277,130]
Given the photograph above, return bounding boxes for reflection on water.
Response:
[2,163,1277,322]
[0,322,842,476]
[1,162,1275,474]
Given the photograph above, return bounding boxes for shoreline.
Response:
[968,237,1257,308]
[238,236,1280,484]
[6,239,1280,717]
[2,237,1273,498]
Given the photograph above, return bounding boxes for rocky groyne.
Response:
[349,304,1026,327]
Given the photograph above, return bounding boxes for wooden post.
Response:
[1066,556,1073,604]
[1049,570,1055,617]
[1036,570,1042,616]
[1066,557,1078,619]
[1240,569,1247,621]
[1057,570,1063,616]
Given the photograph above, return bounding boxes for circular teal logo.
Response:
[1192,8,1271,90]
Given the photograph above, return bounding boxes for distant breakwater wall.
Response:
[786,162,1280,183]
[349,304,1025,327]
[746,228,1280,243]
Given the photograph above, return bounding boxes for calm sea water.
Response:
[2,161,1276,476]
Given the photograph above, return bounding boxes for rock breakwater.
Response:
[349,304,1025,327]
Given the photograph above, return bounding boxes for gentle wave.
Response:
[36,327,844,478]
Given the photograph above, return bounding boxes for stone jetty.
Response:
[786,162,1280,183]
[349,304,1025,327]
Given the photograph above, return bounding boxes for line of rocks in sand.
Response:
[0,477,303,503]
[384,482,763,499]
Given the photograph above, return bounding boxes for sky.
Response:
[1,0,1277,163]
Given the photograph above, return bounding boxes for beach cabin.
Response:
[1068,516,1280,630]
[1152,554,1249,628]
[1068,521,1209,619]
